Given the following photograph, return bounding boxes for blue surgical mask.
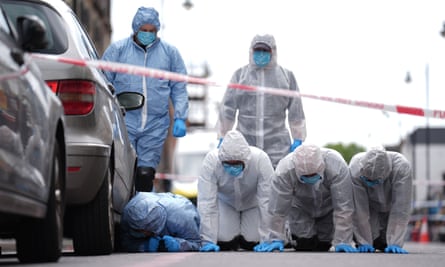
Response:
[253,50,271,67]
[223,163,244,176]
[137,31,156,46]
[300,174,322,185]
[360,175,383,187]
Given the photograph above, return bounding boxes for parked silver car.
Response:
[0,8,66,263]
[0,0,143,255]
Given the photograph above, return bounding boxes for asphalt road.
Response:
[0,240,444,267]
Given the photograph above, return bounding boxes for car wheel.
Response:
[71,161,114,255]
[16,141,65,263]
[113,163,137,252]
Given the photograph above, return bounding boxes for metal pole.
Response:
[425,64,430,200]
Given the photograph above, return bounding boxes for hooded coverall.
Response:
[349,150,413,251]
[102,7,189,191]
[265,145,355,251]
[120,192,201,252]
[198,130,274,250]
[217,34,306,167]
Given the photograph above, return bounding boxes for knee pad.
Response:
[373,235,387,251]
[217,236,240,251]
[292,234,319,251]
[314,241,332,251]
[238,235,258,251]
[135,166,155,192]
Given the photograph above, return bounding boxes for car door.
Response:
[0,13,49,204]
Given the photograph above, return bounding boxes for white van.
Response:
[170,130,218,204]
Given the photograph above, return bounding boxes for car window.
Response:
[0,8,11,35]
[0,0,68,54]
[63,10,100,60]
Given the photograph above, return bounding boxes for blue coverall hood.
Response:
[125,193,167,235]
[132,7,161,33]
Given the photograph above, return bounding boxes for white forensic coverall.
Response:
[198,130,274,248]
[266,144,355,249]
[349,149,413,250]
[217,34,306,167]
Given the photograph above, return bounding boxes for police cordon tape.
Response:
[28,53,445,214]
[0,63,30,81]
[155,173,197,182]
[29,53,445,180]
[30,53,445,120]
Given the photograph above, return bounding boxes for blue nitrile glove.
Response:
[253,241,284,252]
[335,243,358,253]
[253,242,268,252]
[289,139,302,152]
[217,138,223,148]
[162,235,180,252]
[384,245,408,254]
[173,119,186,137]
[144,236,161,252]
[357,244,375,253]
[200,242,220,252]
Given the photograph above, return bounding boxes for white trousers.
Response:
[217,199,260,242]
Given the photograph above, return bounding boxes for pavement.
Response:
[0,238,74,256]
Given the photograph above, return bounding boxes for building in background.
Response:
[63,0,112,55]
[401,127,445,202]
[401,127,445,242]
[186,61,211,128]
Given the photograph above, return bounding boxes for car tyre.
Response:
[16,141,65,263]
[113,163,137,252]
[71,162,114,255]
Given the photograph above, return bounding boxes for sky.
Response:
[110,0,445,149]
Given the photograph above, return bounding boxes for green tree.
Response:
[325,142,366,164]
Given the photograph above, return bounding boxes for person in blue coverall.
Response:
[102,7,189,192]
[120,192,201,252]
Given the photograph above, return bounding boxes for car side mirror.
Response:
[16,15,48,51]
[117,92,144,111]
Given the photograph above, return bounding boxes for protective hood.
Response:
[359,148,392,181]
[292,144,325,177]
[132,7,161,32]
[218,130,251,163]
[125,194,167,235]
[249,34,277,68]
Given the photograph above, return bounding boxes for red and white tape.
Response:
[29,53,445,120]
[155,172,197,182]
[0,64,30,81]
